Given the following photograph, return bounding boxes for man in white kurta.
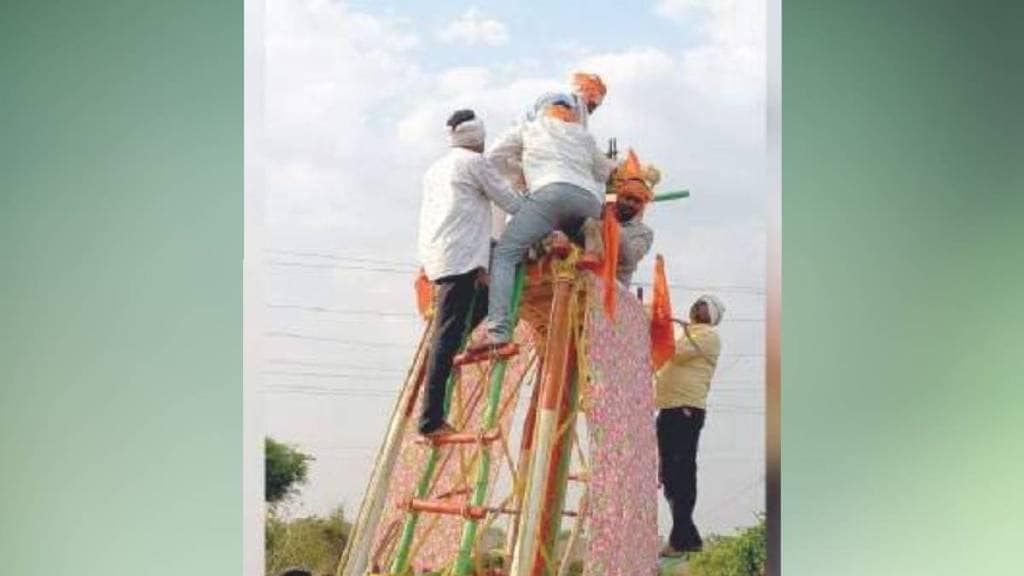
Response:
[476,73,616,348]
[416,109,523,437]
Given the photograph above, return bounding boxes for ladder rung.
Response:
[415,430,501,447]
[453,342,519,367]
[479,506,577,518]
[406,498,487,520]
[575,254,603,272]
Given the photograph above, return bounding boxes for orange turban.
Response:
[545,104,578,123]
[572,72,607,108]
[614,149,655,203]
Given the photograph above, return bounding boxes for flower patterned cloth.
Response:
[370,324,535,574]
[368,275,658,575]
[582,276,660,576]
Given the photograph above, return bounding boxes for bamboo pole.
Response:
[337,317,433,576]
[390,289,481,575]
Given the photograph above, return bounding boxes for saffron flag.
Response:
[650,254,675,369]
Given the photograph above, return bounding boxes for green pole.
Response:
[452,266,528,576]
[652,189,689,202]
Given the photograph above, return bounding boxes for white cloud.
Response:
[437,8,509,47]
[264,0,429,252]
[436,66,492,96]
[654,0,766,104]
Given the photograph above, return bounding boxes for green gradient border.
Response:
[1,1,242,575]
[782,1,1024,574]
[4,1,1024,575]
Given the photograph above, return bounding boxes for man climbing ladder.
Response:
[389,267,528,576]
[416,109,523,438]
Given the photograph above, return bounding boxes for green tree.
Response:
[265,437,314,505]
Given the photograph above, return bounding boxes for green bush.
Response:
[687,518,766,576]
[266,507,350,576]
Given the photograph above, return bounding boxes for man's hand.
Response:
[475,267,490,287]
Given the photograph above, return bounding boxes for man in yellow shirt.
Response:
[654,295,725,557]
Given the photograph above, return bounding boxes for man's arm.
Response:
[471,156,524,215]
[486,125,525,190]
[671,329,720,366]
[620,224,654,268]
[590,143,616,184]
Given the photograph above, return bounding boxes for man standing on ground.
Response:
[416,109,524,438]
[654,295,726,557]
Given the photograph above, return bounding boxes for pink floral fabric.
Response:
[370,324,535,574]
[582,277,660,576]
[368,277,659,575]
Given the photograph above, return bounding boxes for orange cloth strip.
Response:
[414,268,433,319]
[650,255,675,369]
[601,204,620,318]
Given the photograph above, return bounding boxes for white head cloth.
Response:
[448,117,485,148]
[697,294,726,326]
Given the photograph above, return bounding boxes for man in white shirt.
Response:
[474,73,615,348]
[416,109,524,437]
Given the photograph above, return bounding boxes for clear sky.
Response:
[259,0,767,538]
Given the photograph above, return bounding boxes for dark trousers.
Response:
[657,406,706,551]
[418,270,488,434]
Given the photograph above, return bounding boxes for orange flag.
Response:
[601,203,620,319]
[414,268,433,320]
[650,255,675,369]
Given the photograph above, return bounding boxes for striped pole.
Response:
[532,345,579,576]
[509,268,575,576]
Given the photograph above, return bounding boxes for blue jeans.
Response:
[486,182,602,341]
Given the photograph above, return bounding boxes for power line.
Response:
[262,386,398,398]
[266,303,419,318]
[263,386,766,415]
[268,261,416,274]
[269,302,762,324]
[266,359,406,373]
[700,474,766,521]
[262,331,760,356]
[706,404,765,413]
[635,281,765,295]
[263,370,399,380]
[265,256,766,295]
[265,249,418,269]
[263,331,416,349]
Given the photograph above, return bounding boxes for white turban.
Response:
[448,117,485,148]
[696,294,726,326]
